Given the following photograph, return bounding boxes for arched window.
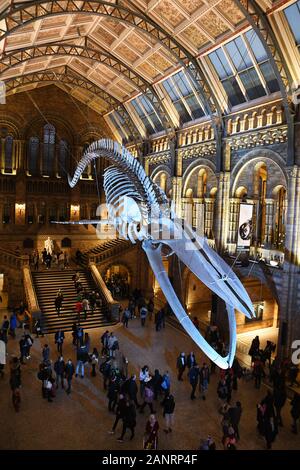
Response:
[42,124,55,175]
[253,163,267,244]
[274,186,286,249]
[28,137,39,175]
[5,135,13,173]
[58,140,68,177]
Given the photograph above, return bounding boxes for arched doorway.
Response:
[104,264,131,299]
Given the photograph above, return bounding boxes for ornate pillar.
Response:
[194,199,205,237]
[227,198,240,250]
[172,176,182,217]
[214,172,230,253]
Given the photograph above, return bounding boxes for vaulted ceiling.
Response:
[0,0,251,113]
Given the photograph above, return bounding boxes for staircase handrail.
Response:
[22,265,41,320]
[0,246,23,268]
[89,262,120,322]
[90,241,133,265]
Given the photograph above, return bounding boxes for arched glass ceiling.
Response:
[161,69,206,125]
[131,95,164,135]
[208,28,280,108]
[284,1,300,49]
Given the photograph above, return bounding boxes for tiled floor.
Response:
[0,311,299,450]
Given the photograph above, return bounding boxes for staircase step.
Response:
[31,268,116,333]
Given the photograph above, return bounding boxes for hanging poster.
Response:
[237,203,253,250]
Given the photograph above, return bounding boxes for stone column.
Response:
[214,172,230,253]
[172,176,182,217]
[277,166,300,358]
[227,198,240,249]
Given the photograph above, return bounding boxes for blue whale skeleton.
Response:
[55,139,255,369]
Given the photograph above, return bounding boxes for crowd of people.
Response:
[105,274,130,300]
[30,249,69,271]
[1,293,300,450]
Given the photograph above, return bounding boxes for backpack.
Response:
[161,375,170,390]
[26,337,33,346]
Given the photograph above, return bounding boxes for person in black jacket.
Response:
[107,377,119,412]
[109,394,127,434]
[188,365,199,400]
[162,393,175,433]
[273,385,286,427]
[122,375,140,408]
[54,356,65,389]
[152,369,163,400]
[19,336,27,364]
[176,352,186,381]
[228,401,242,440]
[117,400,136,442]
[186,352,197,370]
[291,392,300,434]
[65,359,75,394]
[75,344,89,378]
[55,330,65,355]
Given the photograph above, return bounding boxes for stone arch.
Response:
[182,160,217,197]
[61,237,72,248]
[0,112,25,138]
[24,113,76,144]
[150,165,172,195]
[231,149,287,198]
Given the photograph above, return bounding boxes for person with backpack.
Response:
[139,379,155,414]
[162,392,175,434]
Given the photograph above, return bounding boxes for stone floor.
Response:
[0,311,299,450]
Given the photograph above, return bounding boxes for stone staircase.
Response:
[80,238,133,266]
[31,269,115,333]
